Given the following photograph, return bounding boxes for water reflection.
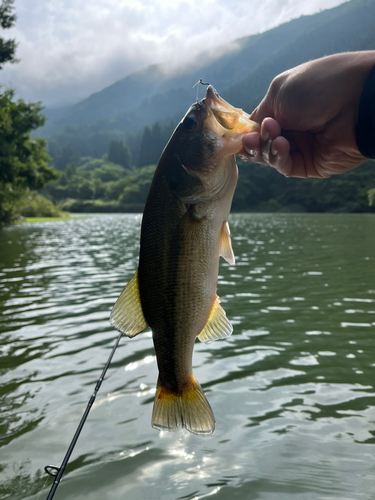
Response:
[1,214,375,500]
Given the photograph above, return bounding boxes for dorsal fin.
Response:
[220,221,235,265]
[198,296,233,344]
[110,270,148,337]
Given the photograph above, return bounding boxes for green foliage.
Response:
[46,127,137,171]
[66,162,76,179]
[15,190,62,217]
[74,157,128,182]
[233,159,375,213]
[0,0,17,68]
[61,199,122,213]
[48,142,80,171]
[0,89,59,224]
[43,156,156,213]
[138,121,176,167]
[118,165,156,206]
[138,123,163,167]
[108,140,132,169]
[92,164,126,182]
[46,118,174,171]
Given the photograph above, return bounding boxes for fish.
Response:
[110,85,259,435]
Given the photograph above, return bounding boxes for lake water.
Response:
[1,213,375,500]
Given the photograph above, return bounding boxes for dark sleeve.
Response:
[355,63,375,159]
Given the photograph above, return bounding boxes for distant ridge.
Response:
[223,0,375,110]
[42,0,375,166]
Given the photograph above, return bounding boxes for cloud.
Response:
[0,0,346,107]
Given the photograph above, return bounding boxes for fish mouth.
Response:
[203,85,260,155]
[204,85,228,109]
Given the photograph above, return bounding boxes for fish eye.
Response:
[183,113,198,131]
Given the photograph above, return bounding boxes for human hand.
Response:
[240,52,375,178]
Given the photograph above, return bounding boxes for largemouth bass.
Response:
[110,86,259,435]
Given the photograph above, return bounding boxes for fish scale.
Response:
[110,85,259,434]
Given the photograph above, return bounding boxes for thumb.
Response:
[250,94,275,124]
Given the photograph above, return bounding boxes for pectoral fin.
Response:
[220,221,235,265]
[198,296,233,344]
[110,270,148,337]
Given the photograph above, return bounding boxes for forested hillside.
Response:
[39,0,375,214]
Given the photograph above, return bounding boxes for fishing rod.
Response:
[44,331,123,500]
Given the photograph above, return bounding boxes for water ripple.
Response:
[1,213,375,500]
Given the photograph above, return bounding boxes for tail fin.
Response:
[152,377,215,435]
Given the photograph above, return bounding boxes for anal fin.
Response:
[110,270,148,337]
[197,295,233,344]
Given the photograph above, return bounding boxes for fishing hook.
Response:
[193,78,210,101]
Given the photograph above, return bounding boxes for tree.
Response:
[138,122,164,167]
[0,89,59,223]
[0,0,17,68]
[0,0,59,224]
[108,140,132,169]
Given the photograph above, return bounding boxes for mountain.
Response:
[224,0,375,110]
[39,6,331,137]
[41,0,375,169]
[42,65,171,133]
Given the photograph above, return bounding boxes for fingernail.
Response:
[261,130,269,141]
[271,145,277,156]
[243,145,256,156]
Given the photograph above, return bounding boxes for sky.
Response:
[0,0,347,108]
